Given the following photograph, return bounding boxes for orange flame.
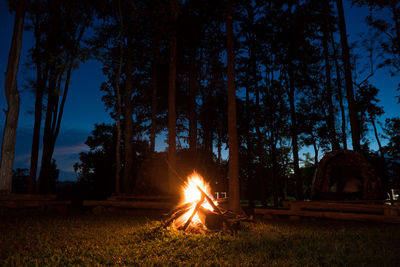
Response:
[174,171,217,229]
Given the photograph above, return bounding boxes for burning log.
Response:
[198,206,224,230]
[196,185,223,215]
[163,203,192,228]
[182,194,205,231]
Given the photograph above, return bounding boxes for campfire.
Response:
[163,171,247,232]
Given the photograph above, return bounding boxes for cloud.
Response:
[53,144,88,157]
[0,126,92,181]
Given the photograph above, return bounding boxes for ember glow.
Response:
[174,171,217,229]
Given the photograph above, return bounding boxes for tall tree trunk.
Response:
[371,117,390,199]
[37,66,57,194]
[312,136,319,167]
[371,118,384,158]
[0,0,27,194]
[322,9,339,151]
[123,38,135,194]
[288,67,303,200]
[29,1,45,194]
[115,0,124,194]
[271,131,279,207]
[28,69,44,194]
[331,32,347,149]
[150,38,160,152]
[168,0,178,196]
[217,121,222,164]
[226,0,241,213]
[336,0,361,151]
[201,86,213,153]
[245,84,254,208]
[188,45,197,154]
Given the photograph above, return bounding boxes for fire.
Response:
[173,171,217,229]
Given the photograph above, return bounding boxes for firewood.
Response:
[163,205,192,228]
[198,206,224,230]
[164,202,192,218]
[195,185,223,215]
[182,195,205,231]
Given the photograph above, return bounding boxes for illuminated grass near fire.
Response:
[1,213,400,266]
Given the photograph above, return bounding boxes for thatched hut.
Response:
[311,150,384,200]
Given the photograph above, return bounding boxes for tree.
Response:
[384,117,400,157]
[226,0,241,212]
[353,0,400,73]
[355,84,384,151]
[28,0,46,193]
[383,117,400,193]
[122,33,135,193]
[336,0,361,151]
[74,124,117,199]
[321,0,340,150]
[168,0,178,196]
[35,0,92,194]
[114,0,124,194]
[330,30,348,150]
[0,0,29,194]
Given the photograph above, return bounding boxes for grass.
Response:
[1,211,400,266]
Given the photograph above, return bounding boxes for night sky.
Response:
[0,0,399,181]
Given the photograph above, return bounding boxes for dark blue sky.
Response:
[1,0,399,181]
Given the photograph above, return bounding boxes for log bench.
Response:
[255,200,400,223]
[83,196,173,214]
[0,194,71,215]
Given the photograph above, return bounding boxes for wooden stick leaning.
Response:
[164,202,192,219]
[182,194,206,231]
[163,204,193,228]
[196,185,223,215]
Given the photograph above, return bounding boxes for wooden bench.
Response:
[0,194,71,215]
[83,196,174,214]
[107,195,171,202]
[255,200,400,223]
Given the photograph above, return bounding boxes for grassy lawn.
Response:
[1,211,399,266]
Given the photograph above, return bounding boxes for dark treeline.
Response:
[1,0,400,206]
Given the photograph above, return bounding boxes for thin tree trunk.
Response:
[322,9,339,151]
[150,40,160,153]
[226,0,241,213]
[28,69,44,194]
[271,132,279,207]
[168,0,178,196]
[201,86,213,153]
[371,118,384,158]
[331,32,347,149]
[29,1,45,194]
[371,117,391,200]
[115,0,124,194]
[123,38,135,194]
[37,66,57,194]
[188,45,197,153]
[0,1,27,194]
[336,0,361,151]
[217,121,222,164]
[288,68,303,200]
[312,136,319,167]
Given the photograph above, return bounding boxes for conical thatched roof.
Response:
[311,150,384,200]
